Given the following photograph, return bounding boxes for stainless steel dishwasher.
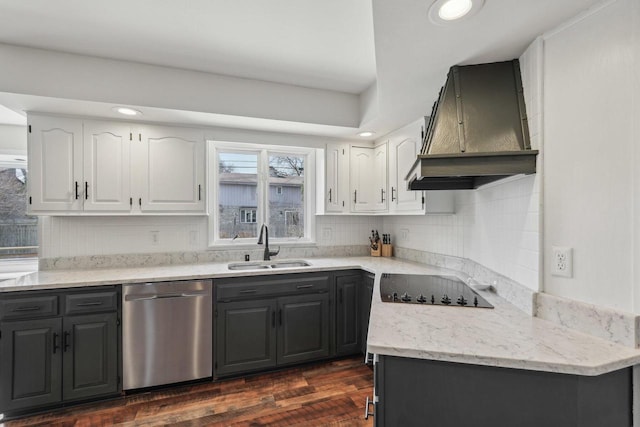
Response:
[122,280,212,390]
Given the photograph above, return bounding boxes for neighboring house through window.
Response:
[210,142,315,245]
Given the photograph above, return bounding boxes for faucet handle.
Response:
[270,246,280,257]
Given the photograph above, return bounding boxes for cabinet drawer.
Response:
[0,295,58,320]
[216,273,330,301]
[65,291,118,315]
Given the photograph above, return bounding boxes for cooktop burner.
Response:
[379,273,493,309]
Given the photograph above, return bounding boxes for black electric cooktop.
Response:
[379,273,493,309]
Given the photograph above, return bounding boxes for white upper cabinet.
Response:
[27,115,206,215]
[320,118,455,216]
[83,121,132,212]
[371,142,388,211]
[350,146,374,212]
[28,115,83,212]
[325,143,349,213]
[388,136,423,213]
[136,126,205,212]
[349,143,388,212]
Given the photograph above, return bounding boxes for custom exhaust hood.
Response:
[408,60,538,191]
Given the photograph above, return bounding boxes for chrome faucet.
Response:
[257,224,280,261]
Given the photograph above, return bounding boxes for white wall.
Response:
[542,0,639,312]
[0,124,27,155]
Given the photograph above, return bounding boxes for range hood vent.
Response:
[408,60,538,191]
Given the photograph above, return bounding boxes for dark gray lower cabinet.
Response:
[215,299,277,376]
[0,318,63,411]
[360,273,374,355]
[374,355,632,427]
[335,273,360,356]
[62,313,118,401]
[0,287,121,415]
[214,272,332,377]
[278,293,330,365]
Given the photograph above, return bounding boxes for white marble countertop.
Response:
[2,256,640,376]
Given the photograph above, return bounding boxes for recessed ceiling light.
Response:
[358,131,375,137]
[429,0,484,25]
[113,107,142,116]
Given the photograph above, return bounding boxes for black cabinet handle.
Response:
[239,289,257,294]
[198,184,202,201]
[354,190,357,204]
[271,311,276,328]
[53,332,60,354]
[12,305,41,312]
[391,187,396,202]
[75,181,79,200]
[85,182,89,200]
[381,189,385,203]
[130,197,133,207]
[76,301,103,307]
[296,284,313,290]
[328,188,332,203]
[63,331,71,352]
[139,198,142,207]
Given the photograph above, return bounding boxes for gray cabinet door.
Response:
[62,313,118,401]
[0,318,62,412]
[277,293,330,366]
[361,273,374,355]
[336,274,360,355]
[215,299,277,376]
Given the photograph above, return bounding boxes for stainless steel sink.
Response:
[227,262,271,271]
[270,260,310,269]
[227,260,310,270]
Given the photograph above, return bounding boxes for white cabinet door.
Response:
[350,146,374,212]
[27,115,83,212]
[137,126,205,213]
[83,121,132,212]
[371,143,388,211]
[325,144,349,212]
[389,137,424,213]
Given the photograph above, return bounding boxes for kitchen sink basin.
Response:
[270,260,310,268]
[227,260,311,271]
[228,262,271,271]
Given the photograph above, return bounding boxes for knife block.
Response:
[370,245,381,257]
[381,244,393,257]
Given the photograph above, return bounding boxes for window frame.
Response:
[208,141,316,248]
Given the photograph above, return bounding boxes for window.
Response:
[240,208,257,224]
[0,166,38,258]
[210,142,315,245]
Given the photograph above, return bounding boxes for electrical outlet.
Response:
[400,228,409,242]
[150,231,159,246]
[551,246,572,278]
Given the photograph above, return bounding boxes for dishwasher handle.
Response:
[125,292,209,301]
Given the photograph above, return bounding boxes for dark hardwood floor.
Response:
[5,356,373,427]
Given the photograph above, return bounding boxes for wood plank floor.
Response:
[5,357,373,427]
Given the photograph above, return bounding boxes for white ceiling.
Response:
[0,0,603,139]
